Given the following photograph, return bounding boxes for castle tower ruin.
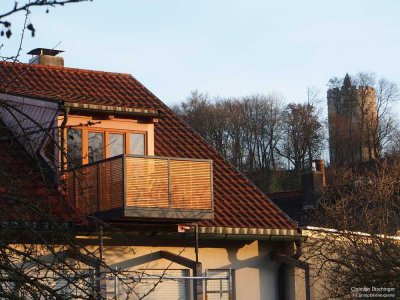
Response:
[327,74,377,166]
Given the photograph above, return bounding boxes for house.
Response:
[269,159,400,299]
[269,160,326,227]
[0,48,308,300]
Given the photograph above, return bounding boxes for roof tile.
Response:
[0,62,297,230]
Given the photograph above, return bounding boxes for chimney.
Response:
[313,159,326,187]
[302,159,326,208]
[27,48,64,67]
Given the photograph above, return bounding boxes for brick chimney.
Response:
[302,159,326,208]
[27,48,64,67]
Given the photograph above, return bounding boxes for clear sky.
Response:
[2,0,400,107]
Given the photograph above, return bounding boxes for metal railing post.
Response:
[229,268,233,300]
[97,163,100,212]
[210,161,214,211]
[72,172,77,207]
[168,158,171,208]
[114,268,119,300]
[123,155,126,209]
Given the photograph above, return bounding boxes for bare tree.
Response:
[173,90,212,139]
[278,102,324,173]
[175,91,329,192]
[304,159,400,299]
[0,0,90,40]
[374,78,399,156]
[174,93,288,190]
[240,95,284,173]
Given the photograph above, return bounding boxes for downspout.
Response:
[278,263,289,300]
[292,239,311,300]
[273,239,311,300]
[193,223,199,263]
[96,224,105,300]
[192,223,202,300]
[60,106,70,174]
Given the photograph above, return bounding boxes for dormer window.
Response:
[66,127,148,167]
[88,131,104,163]
[60,112,155,169]
[67,128,82,167]
[109,133,124,157]
[130,133,145,155]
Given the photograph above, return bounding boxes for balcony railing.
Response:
[66,155,214,220]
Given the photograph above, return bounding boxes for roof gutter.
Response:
[199,233,306,242]
[62,102,165,118]
[199,226,299,236]
[198,226,304,242]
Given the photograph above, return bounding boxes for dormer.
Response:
[58,103,159,167]
[0,50,214,223]
[54,104,213,222]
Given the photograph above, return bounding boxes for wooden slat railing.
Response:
[66,156,124,215]
[66,155,213,219]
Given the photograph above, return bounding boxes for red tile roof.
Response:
[0,61,297,231]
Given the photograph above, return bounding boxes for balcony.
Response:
[65,155,214,221]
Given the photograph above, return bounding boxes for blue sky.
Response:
[2,0,400,108]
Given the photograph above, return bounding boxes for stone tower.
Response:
[327,74,377,166]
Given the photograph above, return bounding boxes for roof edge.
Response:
[63,102,164,118]
[199,226,300,236]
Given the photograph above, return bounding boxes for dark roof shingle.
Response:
[268,190,304,225]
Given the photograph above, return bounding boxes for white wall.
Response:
[88,239,296,300]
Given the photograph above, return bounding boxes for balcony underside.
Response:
[93,207,214,221]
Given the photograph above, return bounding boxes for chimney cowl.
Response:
[27,48,64,67]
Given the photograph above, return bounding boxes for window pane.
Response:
[130,133,145,155]
[109,133,124,158]
[88,132,104,163]
[67,128,82,167]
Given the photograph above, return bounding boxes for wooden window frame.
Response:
[86,129,105,165]
[106,131,126,159]
[65,127,148,166]
[129,131,147,156]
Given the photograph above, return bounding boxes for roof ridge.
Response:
[0,61,132,77]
